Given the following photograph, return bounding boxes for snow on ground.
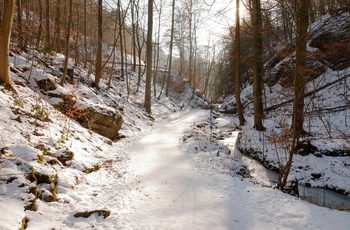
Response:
[1,50,350,229]
[29,109,350,229]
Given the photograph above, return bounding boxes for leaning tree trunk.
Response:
[0,0,15,84]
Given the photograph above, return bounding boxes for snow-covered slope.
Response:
[0,49,206,229]
[219,9,350,195]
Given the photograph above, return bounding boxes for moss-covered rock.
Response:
[74,210,111,219]
[54,96,124,140]
[25,183,38,211]
[83,163,102,174]
[32,165,58,202]
[36,78,57,92]
[38,188,57,202]
[19,216,28,230]
[76,108,123,140]
[56,149,74,165]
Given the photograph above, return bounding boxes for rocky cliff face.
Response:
[266,8,350,88]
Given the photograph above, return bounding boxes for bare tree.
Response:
[134,0,146,93]
[95,0,103,89]
[83,0,88,67]
[166,0,176,97]
[45,0,51,49]
[250,0,265,131]
[278,0,310,190]
[36,0,43,49]
[153,0,165,98]
[16,0,25,50]
[235,0,245,125]
[144,0,154,114]
[291,0,310,136]
[118,0,125,87]
[55,0,62,53]
[0,0,15,84]
[130,0,137,72]
[61,0,73,86]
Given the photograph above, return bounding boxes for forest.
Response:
[0,0,350,229]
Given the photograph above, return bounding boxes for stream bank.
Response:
[215,115,350,211]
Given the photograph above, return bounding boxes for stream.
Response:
[215,116,350,211]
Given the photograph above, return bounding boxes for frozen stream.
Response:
[216,115,350,211]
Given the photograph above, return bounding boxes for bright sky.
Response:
[105,0,245,46]
[197,0,237,44]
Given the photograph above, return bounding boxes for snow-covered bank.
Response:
[0,49,192,229]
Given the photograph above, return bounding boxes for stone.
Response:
[77,108,123,140]
[36,78,57,92]
[74,210,111,219]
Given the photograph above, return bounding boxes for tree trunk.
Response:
[22,1,31,49]
[165,0,175,97]
[192,18,197,99]
[131,0,137,72]
[291,0,309,136]
[118,2,124,80]
[55,0,61,53]
[16,0,24,50]
[74,5,80,64]
[122,9,131,100]
[36,0,43,49]
[144,0,154,114]
[95,0,103,89]
[61,0,72,86]
[83,0,87,67]
[0,0,15,84]
[45,0,51,50]
[278,0,310,190]
[235,0,245,126]
[250,0,265,131]
[154,1,164,98]
[188,1,193,94]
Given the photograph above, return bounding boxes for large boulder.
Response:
[309,8,350,70]
[76,108,123,140]
[55,95,124,140]
[267,52,326,88]
[265,8,350,87]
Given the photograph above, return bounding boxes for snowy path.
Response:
[102,109,350,230]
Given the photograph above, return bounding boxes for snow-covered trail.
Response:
[102,109,350,230]
[116,109,235,229]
